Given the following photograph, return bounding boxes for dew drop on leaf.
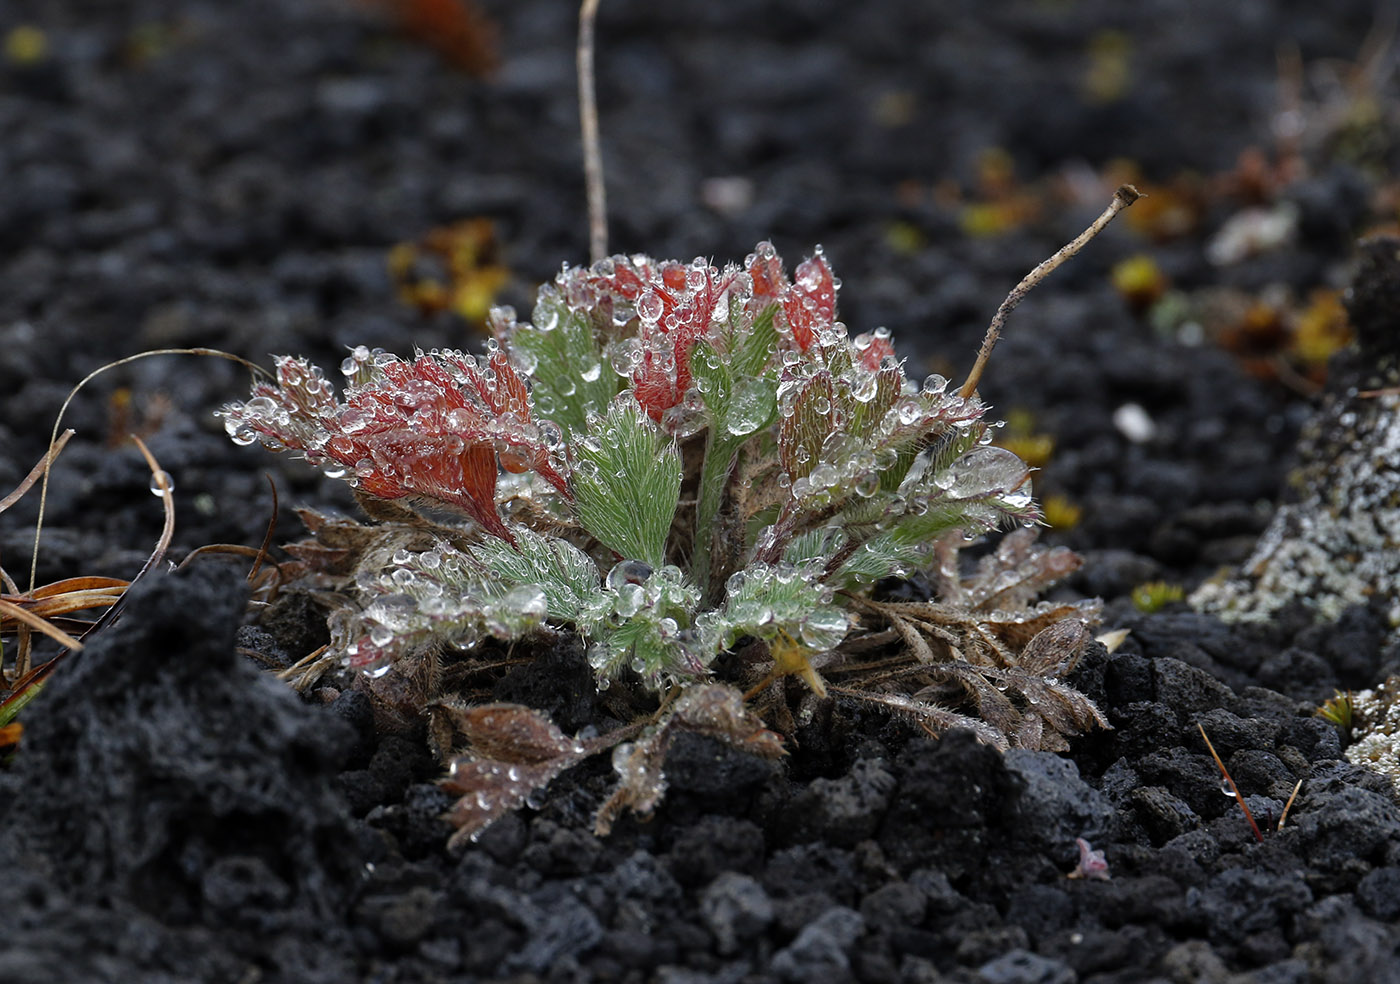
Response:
[934,446,1029,499]
[726,377,771,436]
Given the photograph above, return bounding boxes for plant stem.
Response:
[578,0,607,264]
[959,184,1141,399]
[692,432,741,598]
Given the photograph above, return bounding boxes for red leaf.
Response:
[782,251,837,352]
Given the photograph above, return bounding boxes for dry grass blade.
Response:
[2,578,127,680]
[0,656,62,727]
[3,436,173,686]
[1199,722,1264,843]
[0,597,84,651]
[277,644,338,692]
[127,435,177,582]
[0,429,74,515]
[1278,779,1304,831]
[23,584,127,623]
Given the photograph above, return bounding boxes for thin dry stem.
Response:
[277,643,337,691]
[0,598,84,651]
[0,430,74,515]
[30,348,268,591]
[959,184,1142,399]
[578,0,607,263]
[128,434,177,582]
[1278,779,1304,831]
[1199,723,1264,843]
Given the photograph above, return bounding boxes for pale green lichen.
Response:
[1191,239,1400,639]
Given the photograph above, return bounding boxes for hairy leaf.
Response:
[778,372,836,482]
[570,398,681,568]
[499,290,618,438]
[468,528,601,622]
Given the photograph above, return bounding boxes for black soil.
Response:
[4,2,1400,982]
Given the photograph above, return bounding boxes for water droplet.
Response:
[934,446,1029,499]
[607,559,654,591]
[149,471,174,496]
[637,290,664,323]
[809,462,838,488]
[725,377,771,436]
[614,583,646,618]
[502,584,549,620]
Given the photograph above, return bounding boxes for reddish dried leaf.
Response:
[438,703,587,763]
[1017,618,1092,676]
[436,703,590,850]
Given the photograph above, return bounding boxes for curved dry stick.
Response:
[128,434,177,581]
[0,430,74,516]
[30,347,269,591]
[959,184,1141,399]
[578,0,607,263]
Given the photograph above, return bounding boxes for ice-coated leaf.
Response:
[731,304,780,380]
[585,562,702,686]
[847,363,903,441]
[959,527,1084,611]
[570,397,681,568]
[468,528,602,622]
[220,348,571,544]
[933,445,1033,503]
[343,541,553,670]
[830,534,926,589]
[500,288,618,438]
[689,337,778,592]
[714,562,851,652]
[335,529,616,671]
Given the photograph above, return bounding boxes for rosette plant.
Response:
[221,241,1109,840]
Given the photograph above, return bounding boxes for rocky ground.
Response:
[3,1,1400,982]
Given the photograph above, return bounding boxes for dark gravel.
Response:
[4,1,1400,982]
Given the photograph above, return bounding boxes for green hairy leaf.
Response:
[570,398,681,568]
